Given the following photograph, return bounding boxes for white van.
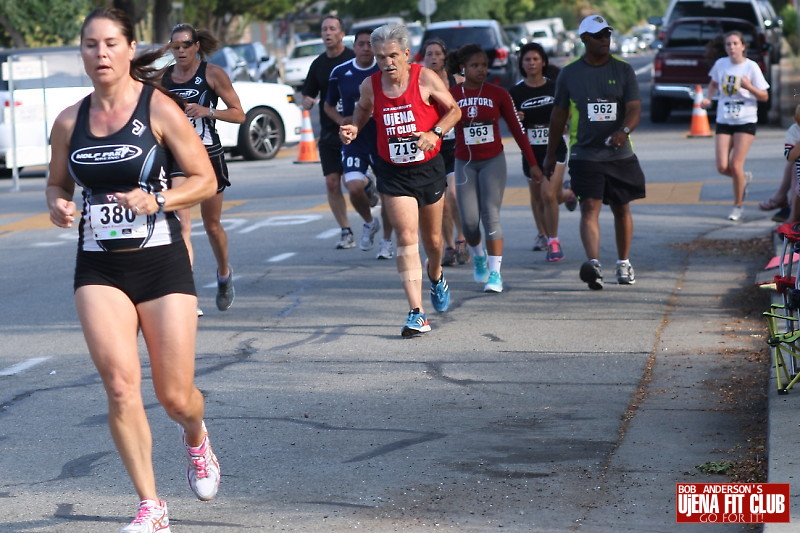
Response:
[0,46,93,174]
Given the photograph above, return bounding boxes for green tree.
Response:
[182,0,297,43]
[0,0,91,47]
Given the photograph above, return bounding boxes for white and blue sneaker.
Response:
[473,253,489,283]
[484,270,503,293]
[430,274,451,312]
[401,308,431,337]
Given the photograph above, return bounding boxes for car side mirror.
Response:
[261,56,269,62]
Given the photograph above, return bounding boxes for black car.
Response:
[418,20,518,88]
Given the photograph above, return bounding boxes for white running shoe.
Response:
[119,499,171,533]
[359,218,381,251]
[336,229,355,249]
[180,422,220,501]
[376,238,394,259]
[728,206,744,221]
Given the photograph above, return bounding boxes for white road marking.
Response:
[267,252,296,262]
[317,228,341,239]
[0,356,51,376]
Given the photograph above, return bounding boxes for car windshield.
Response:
[671,1,758,24]
[234,45,256,63]
[292,42,326,59]
[423,27,497,49]
[667,20,755,47]
[0,49,90,91]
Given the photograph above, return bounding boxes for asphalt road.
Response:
[0,54,787,532]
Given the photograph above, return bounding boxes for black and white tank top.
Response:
[162,61,221,146]
[68,84,181,252]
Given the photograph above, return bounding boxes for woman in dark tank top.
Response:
[45,8,219,532]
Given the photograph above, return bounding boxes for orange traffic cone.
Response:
[294,109,320,164]
[687,85,712,138]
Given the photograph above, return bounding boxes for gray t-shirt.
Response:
[554,56,640,161]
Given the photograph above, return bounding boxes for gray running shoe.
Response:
[215,266,234,311]
[616,261,636,285]
[532,233,547,251]
[364,176,379,208]
[336,229,355,249]
[455,239,471,264]
[376,238,394,259]
[442,246,457,266]
[579,260,604,290]
[359,219,380,251]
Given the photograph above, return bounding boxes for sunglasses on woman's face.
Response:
[170,40,195,51]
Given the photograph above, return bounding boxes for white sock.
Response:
[617,259,630,265]
[470,244,485,258]
[488,255,502,273]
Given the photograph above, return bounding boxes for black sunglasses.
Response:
[589,29,612,40]
[170,40,196,50]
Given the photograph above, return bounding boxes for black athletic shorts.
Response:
[207,143,231,193]
[74,240,196,304]
[568,155,647,205]
[170,142,230,193]
[715,122,757,136]
[373,154,446,207]
[526,143,567,179]
[318,131,344,176]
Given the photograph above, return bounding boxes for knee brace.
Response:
[396,244,422,281]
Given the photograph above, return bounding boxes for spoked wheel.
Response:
[238,107,285,160]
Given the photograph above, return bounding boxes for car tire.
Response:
[238,107,285,160]
[650,95,671,123]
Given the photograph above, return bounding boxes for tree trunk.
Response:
[152,0,171,44]
[0,12,27,48]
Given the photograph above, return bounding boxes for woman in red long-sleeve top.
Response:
[450,44,543,293]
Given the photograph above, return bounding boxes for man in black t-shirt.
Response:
[302,15,356,249]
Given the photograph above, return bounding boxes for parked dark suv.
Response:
[650,17,770,122]
[650,0,782,62]
[417,20,518,88]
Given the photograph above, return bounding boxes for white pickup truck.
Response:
[0,46,302,174]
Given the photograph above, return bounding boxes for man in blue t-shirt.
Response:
[325,29,393,256]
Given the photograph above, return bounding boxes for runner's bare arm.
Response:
[420,67,460,135]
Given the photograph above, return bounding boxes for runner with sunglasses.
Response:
[160,23,245,313]
[543,14,646,290]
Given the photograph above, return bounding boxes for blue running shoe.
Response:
[401,309,431,337]
[484,270,503,293]
[473,254,489,283]
[430,275,451,312]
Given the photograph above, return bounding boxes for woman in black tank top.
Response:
[45,8,219,531]
[160,24,245,314]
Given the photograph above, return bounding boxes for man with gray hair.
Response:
[340,23,461,337]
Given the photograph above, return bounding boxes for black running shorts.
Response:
[373,154,446,207]
[74,240,196,304]
[568,155,646,205]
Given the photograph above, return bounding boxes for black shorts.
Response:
[170,143,230,193]
[74,240,196,304]
[373,154,446,207]
[526,143,567,178]
[568,155,646,205]
[319,132,344,176]
[715,122,757,136]
[207,143,231,193]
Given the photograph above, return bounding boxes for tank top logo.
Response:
[467,106,478,119]
[195,77,202,85]
[171,88,200,100]
[131,119,146,137]
[71,144,143,165]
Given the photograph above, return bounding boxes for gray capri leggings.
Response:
[455,152,507,244]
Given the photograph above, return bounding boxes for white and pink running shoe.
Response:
[180,421,220,501]
[119,499,171,533]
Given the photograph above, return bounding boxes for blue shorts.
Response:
[342,140,376,182]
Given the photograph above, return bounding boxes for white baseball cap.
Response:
[578,15,613,36]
